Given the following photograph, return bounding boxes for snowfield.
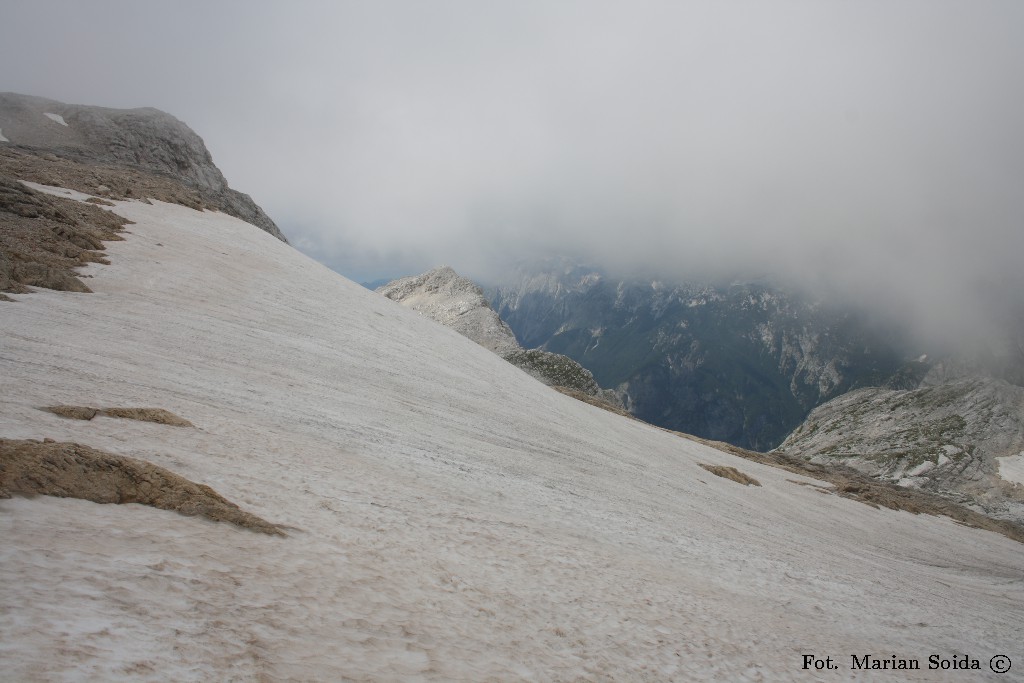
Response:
[1,196,1022,681]
[42,112,69,126]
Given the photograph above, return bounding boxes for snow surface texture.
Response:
[1,193,1023,681]
[43,112,68,126]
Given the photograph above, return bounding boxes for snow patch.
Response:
[43,112,68,126]
[906,459,935,477]
[0,128,8,142]
[997,453,1024,486]
[20,180,96,202]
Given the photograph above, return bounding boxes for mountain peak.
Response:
[378,267,624,406]
[0,92,284,241]
[377,266,520,356]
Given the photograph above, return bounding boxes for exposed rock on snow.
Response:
[776,377,1024,523]
[698,463,761,486]
[1,195,1022,680]
[0,176,130,295]
[0,439,282,534]
[683,430,1024,541]
[379,266,623,407]
[42,405,194,427]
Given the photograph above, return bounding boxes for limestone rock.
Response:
[776,376,1024,523]
[0,92,284,241]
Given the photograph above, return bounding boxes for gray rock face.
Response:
[378,267,521,356]
[0,92,284,241]
[776,376,1024,523]
[378,267,621,406]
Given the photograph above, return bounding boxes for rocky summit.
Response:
[378,266,521,356]
[0,92,284,241]
[378,266,622,407]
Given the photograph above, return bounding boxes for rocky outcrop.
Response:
[378,267,521,356]
[0,438,283,535]
[0,175,130,296]
[0,92,284,241]
[775,376,1024,523]
[378,266,622,408]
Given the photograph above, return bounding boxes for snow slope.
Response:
[1,196,1022,681]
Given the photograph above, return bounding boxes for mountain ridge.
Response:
[488,260,914,450]
[0,92,284,241]
[378,266,623,407]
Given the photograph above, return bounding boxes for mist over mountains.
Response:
[487,261,908,450]
[4,2,1021,358]
[3,0,1024,673]
[486,257,1024,450]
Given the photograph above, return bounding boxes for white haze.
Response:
[2,1,1022,346]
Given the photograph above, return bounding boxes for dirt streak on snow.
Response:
[1,197,1022,681]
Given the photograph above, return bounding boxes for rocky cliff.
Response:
[775,376,1024,523]
[0,92,284,241]
[378,267,521,356]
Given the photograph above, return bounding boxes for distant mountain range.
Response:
[487,260,918,451]
[484,259,1024,521]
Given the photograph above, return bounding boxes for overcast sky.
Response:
[2,1,1022,345]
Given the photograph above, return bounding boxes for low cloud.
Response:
[3,1,1022,347]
